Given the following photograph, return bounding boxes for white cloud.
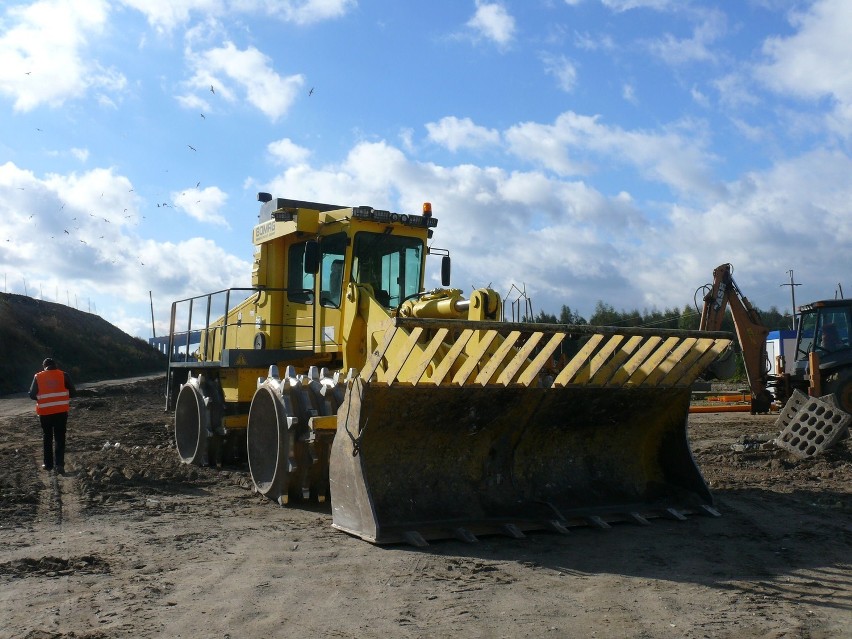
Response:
[757,0,852,133]
[0,161,248,336]
[173,186,229,226]
[645,8,727,66]
[119,0,221,32]
[504,111,723,198]
[690,84,710,108]
[71,148,90,162]
[175,92,211,112]
[712,73,760,108]
[542,54,578,93]
[184,41,304,121]
[262,140,653,314]
[425,116,500,152]
[466,1,516,48]
[268,0,357,26]
[0,0,125,111]
[268,138,311,165]
[637,148,852,313]
[573,31,615,51]
[120,0,355,31]
[600,0,678,11]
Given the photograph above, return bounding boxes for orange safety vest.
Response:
[35,369,70,416]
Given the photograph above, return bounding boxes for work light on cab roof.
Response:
[351,203,438,230]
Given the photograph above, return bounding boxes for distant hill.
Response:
[0,292,167,395]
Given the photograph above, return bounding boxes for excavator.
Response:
[164,194,733,545]
[699,263,774,414]
[699,263,852,414]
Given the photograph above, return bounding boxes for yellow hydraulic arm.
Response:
[700,263,773,413]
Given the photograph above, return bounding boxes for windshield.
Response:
[796,311,817,359]
[352,232,423,307]
[797,307,851,357]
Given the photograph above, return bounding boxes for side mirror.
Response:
[441,255,451,287]
[304,240,319,274]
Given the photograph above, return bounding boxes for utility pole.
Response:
[780,269,801,330]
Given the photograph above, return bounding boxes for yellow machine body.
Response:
[166,195,733,545]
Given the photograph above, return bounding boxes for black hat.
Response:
[42,358,56,369]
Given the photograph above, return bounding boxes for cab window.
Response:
[817,309,850,351]
[287,242,314,304]
[351,232,423,308]
[320,233,347,308]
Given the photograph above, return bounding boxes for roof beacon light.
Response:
[422,202,432,218]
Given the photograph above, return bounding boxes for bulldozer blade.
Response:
[330,378,712,544]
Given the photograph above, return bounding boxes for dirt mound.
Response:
[0,293,166,394]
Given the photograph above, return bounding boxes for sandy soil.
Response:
[1,377,850,639]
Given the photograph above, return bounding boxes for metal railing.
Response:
[166,287,316,363]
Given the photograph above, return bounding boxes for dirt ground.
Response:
[0,377,850,639]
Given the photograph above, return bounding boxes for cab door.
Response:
[314,232,348,357]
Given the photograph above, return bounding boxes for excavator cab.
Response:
[791,301,852,411]
[796,303,851,359]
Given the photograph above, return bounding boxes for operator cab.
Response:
[793,300,852,377]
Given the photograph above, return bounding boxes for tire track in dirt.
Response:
[33,459,83,528]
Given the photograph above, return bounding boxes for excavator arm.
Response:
[700,263,774,413]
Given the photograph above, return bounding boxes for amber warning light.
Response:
[422,202,432,218]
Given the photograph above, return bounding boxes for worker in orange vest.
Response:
[28,358,76,474]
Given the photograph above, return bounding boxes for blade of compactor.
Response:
[329,320,732,544]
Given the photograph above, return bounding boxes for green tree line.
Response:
[526,302,793,333]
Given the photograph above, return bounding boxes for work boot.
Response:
[57,466,65,475]
[42,464,53,471]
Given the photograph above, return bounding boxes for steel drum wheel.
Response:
[247,384,292,503]
[174,382,205,465]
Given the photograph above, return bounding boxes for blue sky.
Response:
[1,0,851,338]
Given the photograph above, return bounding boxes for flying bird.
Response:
[210,85,215,94]
[196,181,200,188]
[309,87,314,96]
[200,113,205,119]
[64,229,69,234]
[187,144,197,151]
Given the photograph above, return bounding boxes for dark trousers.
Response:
[40,412,68,469]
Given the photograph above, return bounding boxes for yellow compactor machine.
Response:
[165,194,733,545]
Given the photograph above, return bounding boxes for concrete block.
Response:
[775,390,851,458]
